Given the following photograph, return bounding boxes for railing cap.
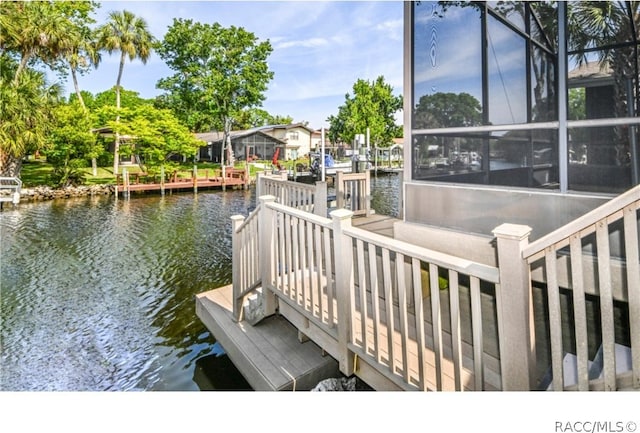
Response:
[258,195,276,204]
[492,223,532,241]
[330,208,354,221]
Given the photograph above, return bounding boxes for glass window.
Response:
[531,47,556,121]
[413,1,483,129]
[488,1,525,32]
[412,129,558,189]
[568,125,636,193]
[487,14,527,124]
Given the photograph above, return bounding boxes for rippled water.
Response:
[1,175,400,391]
[1,190,256,391]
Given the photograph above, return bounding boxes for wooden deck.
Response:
[117,168,249,195]
[195,285,340,391]
[352,213,398,238]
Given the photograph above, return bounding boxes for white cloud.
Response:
[274,37,330,49]
[56,1,405,129]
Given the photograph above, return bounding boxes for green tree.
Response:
[89,87,153,111]
[47,102,101,187]
[233,108,294,129]
[156,19,274,165]
[327,76,402,149]
[0,55,61,177]
[96,10,155,175]
[413,92,482,129]
[106,105,202,173]
[0,1,76,85]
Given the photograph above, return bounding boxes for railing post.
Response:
[364,168,371,216]
[331,208,355,376]
[336,171,345,209]
[492,223,535,391]
[256,172,263,200]
[314,181,327,217]
[259,195,277,317]
[231,214,246,322]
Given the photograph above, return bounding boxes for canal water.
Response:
[0,173,402,391]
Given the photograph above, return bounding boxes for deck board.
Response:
[195,285,340,391]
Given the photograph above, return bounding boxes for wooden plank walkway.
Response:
[195,284,340,391]
[352,213,398,238]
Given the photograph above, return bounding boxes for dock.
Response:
[196,285,341,391]
[0,177,21,209]
[195,212,400,391]
[117,167,249,196]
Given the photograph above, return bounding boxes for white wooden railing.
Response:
[522,185,640,391]
[0,177,22,206]
[335,170,371,216]
[231,204,261,321]
[230,184,639,391]
[235,195,539,391]
[256,172,327,217]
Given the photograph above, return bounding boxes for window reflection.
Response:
[487,14,527,124]
[569,125,637,193]
[411,1,639,192]
[531,46,556,121]
[412,130,558,188]
[413,2,483,128]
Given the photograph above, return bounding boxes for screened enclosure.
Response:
[409,1,640,194]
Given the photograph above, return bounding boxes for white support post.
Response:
[492,223,535,391]
[259,195,277,317]
[331,208,355,376]
[256,171,263,200]
[336,171,345,209]
[364,168,371,217]
[231,214,246,322]
[313,181,327,217]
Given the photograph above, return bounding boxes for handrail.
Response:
[258,172,327,216]
[519,184,640,391]
[0,177,22,205]
[263,199,501,390]
[523,185,640,261]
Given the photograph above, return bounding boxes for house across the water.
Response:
[195,122,314,163]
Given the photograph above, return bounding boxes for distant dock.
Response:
[116,166,249,197]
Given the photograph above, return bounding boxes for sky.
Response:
[63,0,404,130]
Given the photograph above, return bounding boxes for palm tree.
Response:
[0,1,74,86]
[96,10,155,175]
[568,1,639,168]
[0,56,61,178]
[66,28,101,175]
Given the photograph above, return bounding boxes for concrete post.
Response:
[331,208,355,376]
[492,223,535,391]
[259,195,277,317]
[231,214,246,322]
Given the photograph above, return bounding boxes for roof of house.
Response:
[568,61,614,86]
[195,129,286,145]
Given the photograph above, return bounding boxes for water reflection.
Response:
[1,190,253,391]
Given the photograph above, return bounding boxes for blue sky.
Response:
[64,0,404,129]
